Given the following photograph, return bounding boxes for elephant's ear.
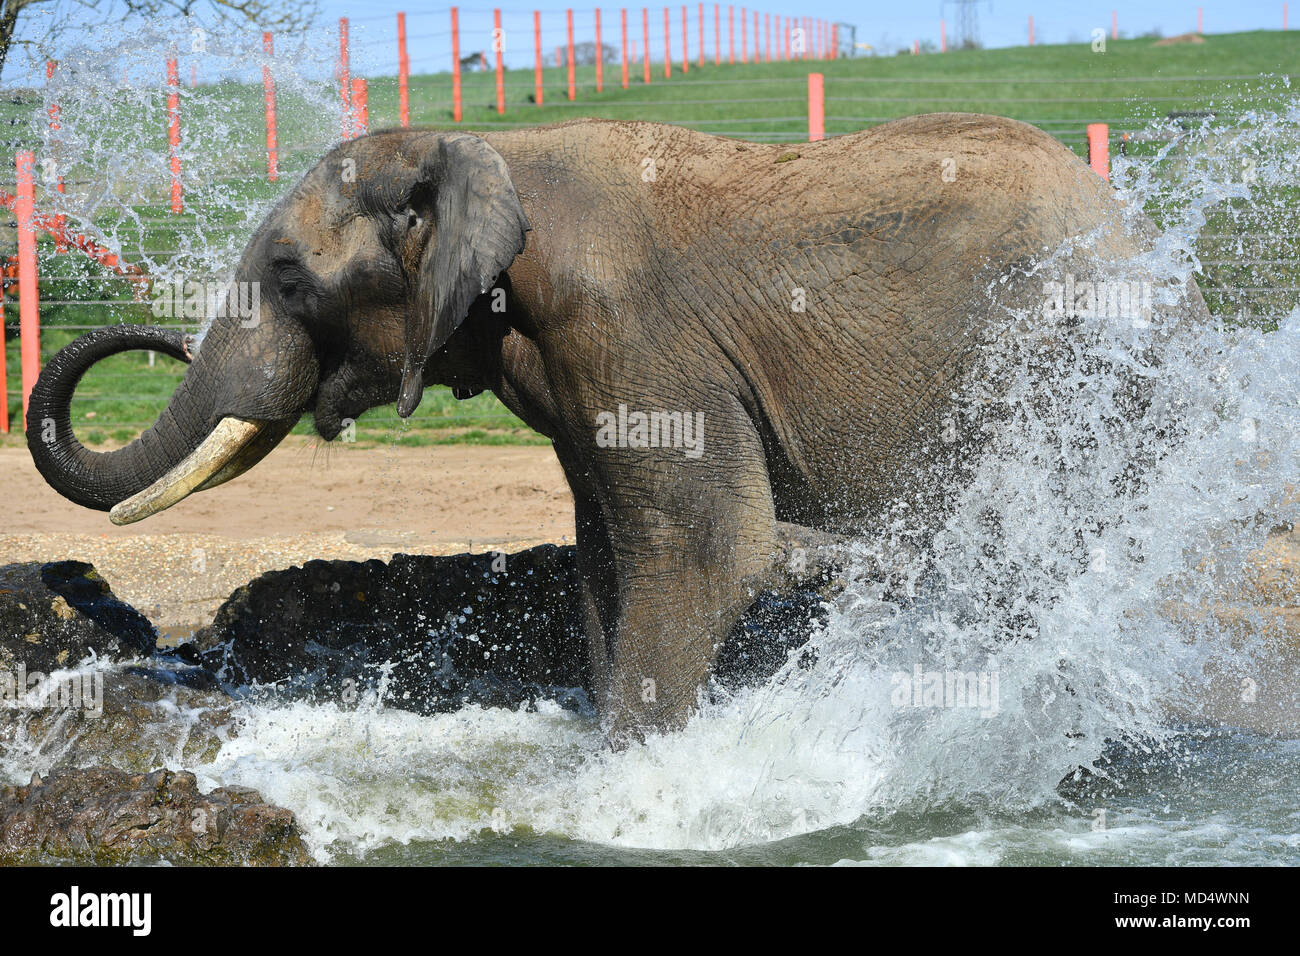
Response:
[397,134,530,418]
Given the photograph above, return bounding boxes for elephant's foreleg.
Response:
[589,422,777,743]
[557,445,620,708]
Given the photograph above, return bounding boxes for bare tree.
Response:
[121,0,317,33]
[0,0,318,78]
[1,0,59,78]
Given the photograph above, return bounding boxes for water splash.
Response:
[21,21,342,296]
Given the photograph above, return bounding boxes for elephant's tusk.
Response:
[108,417,265,525]
[194,418,297,492]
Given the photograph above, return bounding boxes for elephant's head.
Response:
[28,130,530,524]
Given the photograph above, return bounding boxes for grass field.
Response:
[1,29,1296,448]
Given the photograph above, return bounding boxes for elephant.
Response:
[27,114,1205,742]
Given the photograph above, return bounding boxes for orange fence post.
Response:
[1087,123,1110,180]
[1113,9,1119,37]
[940,18,947,51]
[494,8,506,114]
[753,10,759,60]
[338,17,350,137]
[451,7,462,122]
[397,12,410,126]
[45,60,65,252]
[534,11,544,104]
[663,7,671,77]
[698,3,704,67]
[1028,15,1034,45]
[350,77,368,134]
[1197,6,1203,33]
[807,72,824,142]
[621,8,629,87]
[262,33,278,182]
[727,5,734,63]
[740,6,746,63]
[16,150,39,426]
[784,16,790,60]
[166,55,182,212]
[681,6,689,73]
[0,291,6,431]
[45,60,60,139]
[642,8,651,83]
[596,9,604,91]
[714,4,720,64]
[696,2,707,66]
[566,9,576,99]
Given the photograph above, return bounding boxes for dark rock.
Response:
[191,545,592,713]
[0,766,312,865]
[0,561,156,675]
[2,537,842,721]
[188,543,839,715]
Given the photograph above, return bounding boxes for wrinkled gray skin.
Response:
[29,115,1205,742]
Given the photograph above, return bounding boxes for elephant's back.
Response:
[493,118,1175,531]
[653,116,1157,530]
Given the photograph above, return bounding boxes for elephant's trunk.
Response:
[25,324,286,523]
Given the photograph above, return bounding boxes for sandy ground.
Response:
[0,440,574,629]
